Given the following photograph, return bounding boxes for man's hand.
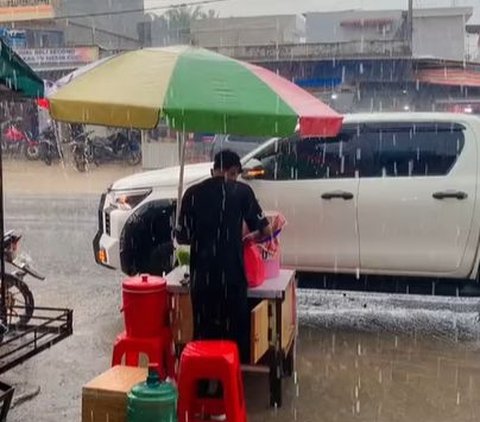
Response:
[242,223,272,244]
[174,225,191,245]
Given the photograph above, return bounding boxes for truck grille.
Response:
[105,212,111,236]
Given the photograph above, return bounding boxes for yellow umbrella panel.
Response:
[50,47,181,129]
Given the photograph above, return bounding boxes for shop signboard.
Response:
[15,47,100,70]
[0,28,26,48]
[0,1,54,23]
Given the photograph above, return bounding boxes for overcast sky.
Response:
[145,0,479,22]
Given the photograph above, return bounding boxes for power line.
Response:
[53,0,228,21]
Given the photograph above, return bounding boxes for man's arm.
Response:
[243,185,270,240]
[175,187,194,245]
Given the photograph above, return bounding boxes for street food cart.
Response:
[166,266,297,407]
[48,44,342,413]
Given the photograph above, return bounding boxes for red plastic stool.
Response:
[111,328,176,380]
[177,341,247,422]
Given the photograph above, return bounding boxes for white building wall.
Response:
[413,15,467,60]
[305,10,405,43]
[191,15,305,47]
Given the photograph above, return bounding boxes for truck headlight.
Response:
[112,188,152,210]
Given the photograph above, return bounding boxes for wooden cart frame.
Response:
[166,268,297,407]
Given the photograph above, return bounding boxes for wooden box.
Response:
[250,300,269,364]
[168,272,296,365]
[170,293,271,365]
[170,293,194,345]
[281,280,296,351]
[82,366,147,422]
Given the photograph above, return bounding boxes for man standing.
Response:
[176,150,269,361]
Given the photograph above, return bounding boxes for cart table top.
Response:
[165,266,296,300]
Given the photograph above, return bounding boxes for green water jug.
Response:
[127,365,178,422]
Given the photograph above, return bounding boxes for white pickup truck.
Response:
[93,112,480,282]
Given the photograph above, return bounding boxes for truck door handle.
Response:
[432,190,468,200]
[321,190,354,200]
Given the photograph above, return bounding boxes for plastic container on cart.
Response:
[175,245,190,266]
[264,254,280,279]
[244,241,265,287]
[122,274,167,338]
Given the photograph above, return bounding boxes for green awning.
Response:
[0,39,44,98]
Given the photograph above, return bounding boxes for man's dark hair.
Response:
[213,149,242,171]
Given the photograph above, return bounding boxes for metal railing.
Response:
[0,381,13,422]
[0,306,73,375]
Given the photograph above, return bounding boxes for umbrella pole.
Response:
[53,121,64,166]
[176,131,187,225]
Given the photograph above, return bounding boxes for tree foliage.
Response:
[162,6,219,43]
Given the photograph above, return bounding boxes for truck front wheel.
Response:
[120,200,175,276]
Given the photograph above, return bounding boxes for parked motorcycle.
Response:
[2,120,40,160]
[92,130,141,166]
[0,230,44,335]
[70,131,94,173]
[38,126,62,166]
[71,130,141,172]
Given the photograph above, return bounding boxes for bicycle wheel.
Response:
[3,274,34,328]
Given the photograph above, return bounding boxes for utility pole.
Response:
[407,0,413,55]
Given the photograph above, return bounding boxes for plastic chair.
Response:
[177,340,247,422]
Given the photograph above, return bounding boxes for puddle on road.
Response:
[246,327,480,422]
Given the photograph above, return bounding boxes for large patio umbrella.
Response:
[48,45,343,217]
[0,39,44,325]
[49,46,342,137]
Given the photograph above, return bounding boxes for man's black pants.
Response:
[190,282,250,363]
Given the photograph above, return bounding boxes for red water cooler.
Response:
[122,274,168,337]
[112,274,175,379]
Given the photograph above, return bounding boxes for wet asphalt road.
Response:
[4,194,480,421]
[3,194,122,422]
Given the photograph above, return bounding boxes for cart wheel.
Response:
[269,349,283,408]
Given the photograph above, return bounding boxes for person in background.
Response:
[176,149,270,361]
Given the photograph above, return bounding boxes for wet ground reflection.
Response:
[4,184,480,421]
[247,324,480,422]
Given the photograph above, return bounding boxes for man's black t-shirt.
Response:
[177,176,268,358]
[178,176,268,289]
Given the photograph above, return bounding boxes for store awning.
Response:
[0,38,44,98]
[416,68,480,88]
